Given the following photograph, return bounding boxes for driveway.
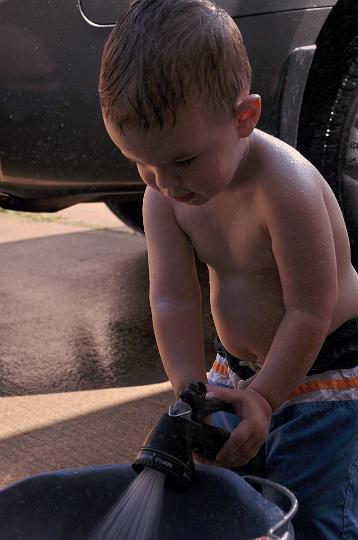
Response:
[0,203,214,488]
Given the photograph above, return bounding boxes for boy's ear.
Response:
[235,94,261,137]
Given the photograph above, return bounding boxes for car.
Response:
[0,0,357,267]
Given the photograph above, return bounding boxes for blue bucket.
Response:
[0,465,297,539]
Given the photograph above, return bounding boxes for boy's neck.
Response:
[229,131,258,191]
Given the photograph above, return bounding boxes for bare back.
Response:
[170,130,358,364]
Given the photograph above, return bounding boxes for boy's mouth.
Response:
[172,192,195,203]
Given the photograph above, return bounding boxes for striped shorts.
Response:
[207,345,358,539]
[208,349,358,408]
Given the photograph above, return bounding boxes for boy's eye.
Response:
[175,156,196,167]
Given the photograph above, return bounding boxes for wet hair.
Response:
[99,0,251,132]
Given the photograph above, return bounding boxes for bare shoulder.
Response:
[143,185,194,243]
[143,185,173,220]
[253,131,350,247]
[143,186,182,235]
[254,133,329,236]
[254,130,323,206]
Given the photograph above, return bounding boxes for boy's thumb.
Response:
[206,385,241,405]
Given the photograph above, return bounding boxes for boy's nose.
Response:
[155,167,180,190]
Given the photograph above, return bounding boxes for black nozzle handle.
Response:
[198,397,235,419]
[192,422,230,459]
[179,381,236,421]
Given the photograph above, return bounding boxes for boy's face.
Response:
[104,97,259,206]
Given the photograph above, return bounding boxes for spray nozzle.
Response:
[132,381,234,489]
[168,400,192,418]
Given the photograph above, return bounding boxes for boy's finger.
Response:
[206,384,243,404]
[216,421,261,465]
[216,429,247,460]
[192,451,216,466]
[217,439,259,467]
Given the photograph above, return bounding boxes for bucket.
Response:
[0,465,297,539]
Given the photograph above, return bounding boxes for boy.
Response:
[99,0,358,537]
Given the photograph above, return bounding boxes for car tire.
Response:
[106,199,144,233]
[298,31,358,269]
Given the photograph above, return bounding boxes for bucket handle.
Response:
[244,475,298,540]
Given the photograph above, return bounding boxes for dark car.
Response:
[0,0,357,265]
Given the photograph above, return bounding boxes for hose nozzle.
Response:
[132,382,233,489]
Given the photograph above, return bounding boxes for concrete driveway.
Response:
[0,203,214,488]
[0,204,173,488]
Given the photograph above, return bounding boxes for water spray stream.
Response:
[90,468,165,540]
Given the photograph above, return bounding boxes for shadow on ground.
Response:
[0,228,215,396]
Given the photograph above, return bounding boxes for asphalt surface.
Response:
[0,204,214,488]
[0,205,165,396]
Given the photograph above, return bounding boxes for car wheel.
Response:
[106,199,144,233]
[298,35,358,269]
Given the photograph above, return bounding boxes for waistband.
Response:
[215,315,358,381]
[207,361,358,407]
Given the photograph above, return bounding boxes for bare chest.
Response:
[176,199,275,276]
[174,194,284,359]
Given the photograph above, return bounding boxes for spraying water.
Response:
[90,468,165,540]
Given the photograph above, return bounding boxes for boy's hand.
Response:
[204,385,272,468]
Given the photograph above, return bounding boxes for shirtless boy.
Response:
[99,0,358,537]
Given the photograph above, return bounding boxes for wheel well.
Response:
[297,0,358,267]
[298,0,358,156]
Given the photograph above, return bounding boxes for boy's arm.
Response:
[250,170,338,411]
[143,187,207,397]
[208,169,338,467]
